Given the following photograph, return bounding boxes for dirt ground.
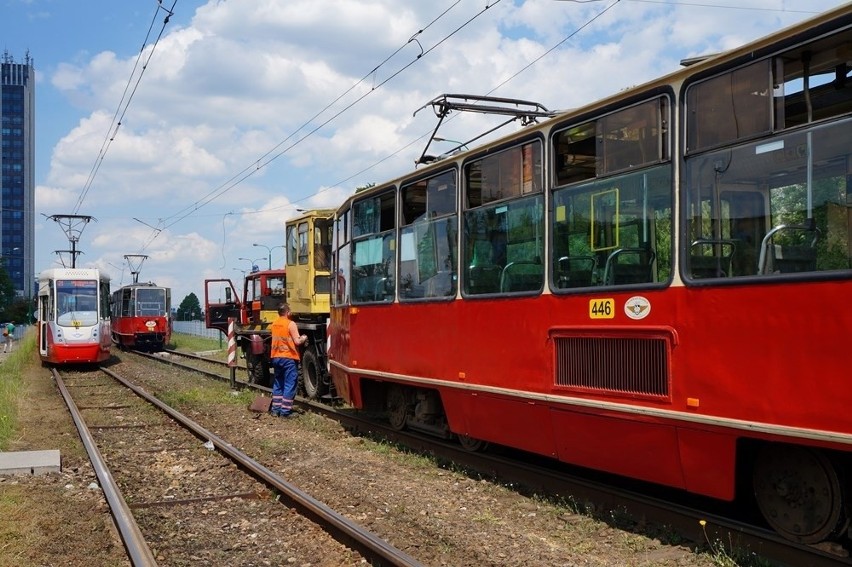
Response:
[0,353,728,566]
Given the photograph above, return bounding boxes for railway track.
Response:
[138,348,852,567]
[53,365,422,566]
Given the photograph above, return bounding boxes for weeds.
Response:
[0,332,36,450]
[699,519,772,567]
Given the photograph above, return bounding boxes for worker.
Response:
[269,304,307,417]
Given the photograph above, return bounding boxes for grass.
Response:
[0,332,36,451]
[157,384,254,409]
[168,332,226,354]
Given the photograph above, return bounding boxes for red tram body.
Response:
[110,283,172,351]
[328,5,852,545]
[36,268,112,365]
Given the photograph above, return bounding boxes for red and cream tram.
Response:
[328,5,852,544]
[37,268,112,365]
[110,282,172,351]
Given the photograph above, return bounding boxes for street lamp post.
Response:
[238,257,264,273]
[253,243,285,270]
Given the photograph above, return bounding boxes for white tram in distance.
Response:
[36,268,112,365]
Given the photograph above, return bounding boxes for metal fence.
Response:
[172,320,222,340]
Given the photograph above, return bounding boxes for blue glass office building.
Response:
[0,53,35,298]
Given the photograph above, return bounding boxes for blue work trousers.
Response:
[271,357,298,415]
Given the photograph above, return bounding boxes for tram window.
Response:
[463,194,544,295]
[352,190,396,303]
[685,117,852,279]
[774,30,852,129]
[137,288,166,316]
[551,164,672,290]
[56,280,99,326]
[686,59,772,153]
[353,191,395,238]
[333,208,351,306]
[121,288,132,316]
[466,142,542,208]
[335,242,351,305]
[463,142,544,296]
[400,170,458,300]
[554,98,669,186]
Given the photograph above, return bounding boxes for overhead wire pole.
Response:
[46,214,96,269]
[124,254,149,284]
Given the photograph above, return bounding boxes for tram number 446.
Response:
[589,298,615,319]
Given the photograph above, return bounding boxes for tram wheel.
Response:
[457,434,489,452]
[753,444,846,543]
[386,385,408,431]
[301,349,325,399]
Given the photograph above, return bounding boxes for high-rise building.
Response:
[0,52,35,299]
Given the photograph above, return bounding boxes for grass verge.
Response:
[0,332,36,450]
[169,332,225,354]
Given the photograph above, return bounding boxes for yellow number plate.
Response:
[589,298,615,319]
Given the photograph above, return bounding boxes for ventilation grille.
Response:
[554,336,670,398]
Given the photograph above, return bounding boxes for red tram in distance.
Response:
[37,268,112,365]
[328,5,852,546]
[110,283,172,351]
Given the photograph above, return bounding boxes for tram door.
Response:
[37,280,52,356]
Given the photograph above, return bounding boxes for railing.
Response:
[172,320,221,340]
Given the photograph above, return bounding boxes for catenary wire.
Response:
[146,1,502,242]
[71,0,177,215]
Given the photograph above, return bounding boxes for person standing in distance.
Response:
[269,304,307,417]
[3,321,14,353]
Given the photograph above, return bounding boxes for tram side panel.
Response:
[333,279,852,502]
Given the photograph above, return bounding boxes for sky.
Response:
[1,0,848,306]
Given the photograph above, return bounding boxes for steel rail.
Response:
[136,350,852,565]
[134,349,259,389]
[98,365,422,567]
[52,369,159,567]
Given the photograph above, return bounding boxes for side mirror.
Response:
[225,287,232,302]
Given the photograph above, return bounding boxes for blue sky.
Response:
[0,0,847,304]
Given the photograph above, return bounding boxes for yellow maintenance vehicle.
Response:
[204,209,335,398]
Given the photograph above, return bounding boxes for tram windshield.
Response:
[136,288,167,316]
[56,280,99,326]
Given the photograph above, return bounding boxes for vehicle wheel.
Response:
[753,444,846,543]
[301,349,326,399]
[386,385,409,431]
[246,353,270,386]
[457,434,489,452]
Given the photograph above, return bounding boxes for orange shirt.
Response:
[270,316,300,360]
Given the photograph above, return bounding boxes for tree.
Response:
[0,264,16,320]
[176,293,202,321]
[4,297,34,324]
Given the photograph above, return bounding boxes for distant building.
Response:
[0,52,35,298]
